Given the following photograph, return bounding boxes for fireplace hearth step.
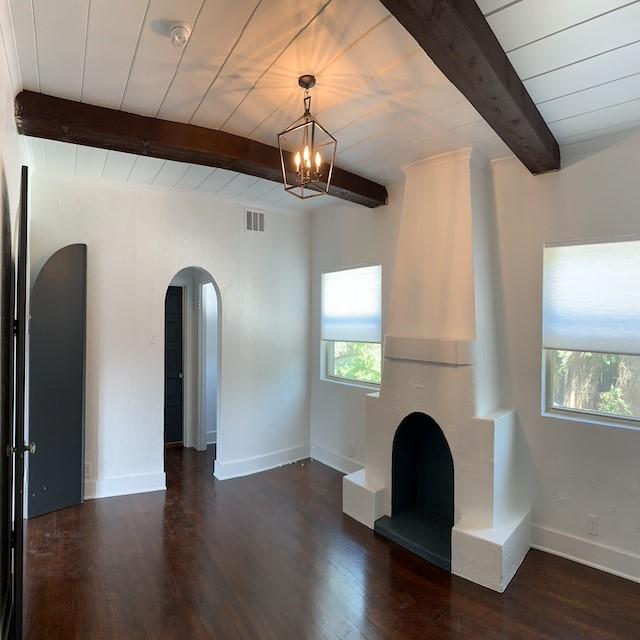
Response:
[374,510,452,572]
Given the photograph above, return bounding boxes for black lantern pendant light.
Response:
[278,75,337,199]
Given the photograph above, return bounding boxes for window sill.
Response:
[321,376,380,392]
[543,408,640,432]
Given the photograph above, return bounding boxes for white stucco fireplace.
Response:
[342,149,532,592]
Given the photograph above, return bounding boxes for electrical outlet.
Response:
[84,462,92,479]
[587,514,599,537]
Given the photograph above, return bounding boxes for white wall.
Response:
[491,130,640,580]
[30,176,311,495]
[309,184,403,473]
[310,131,640,581]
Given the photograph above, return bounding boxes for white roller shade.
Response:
[543,240,640,354]
[321,265,382,343]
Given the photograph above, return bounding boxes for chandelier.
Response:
[278,75,337,199]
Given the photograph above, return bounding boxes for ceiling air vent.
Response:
[245,209,265,232]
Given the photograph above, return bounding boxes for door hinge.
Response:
[10,529,15,548]
[12,319,17,336]
[6,443,36,456]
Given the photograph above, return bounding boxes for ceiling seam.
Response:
[79,0,91,101]
[154,0,207,118]
[126,156,139,181]
[218,0,334,130]
[5,0,24,90]
[0,14,18,94]
[350,127,500,172]
[319,14,392,73]
[523,38,640,82]
[505,0,640,54]
[150,160,167,185]
[211,172,238,193]
[171,164,191,188]
[193,169,215,190]
[216,171,241,193]
[323,52,454,158]
[340,113,485,165]
[247,13,393,138]
[537,71,640,105]
[246,182,275,199]
[252,47,428,168]
[547,95,640,125]
[558,120,640,145]
[328,49,426,139]
[30,0,40,91]
[236,177,260,197]
[483,0,525,18]
[336,90,443,155]
[100,150,109,178]
[118,0,151,110]
[186,0,264,125]
[262,184,280,197]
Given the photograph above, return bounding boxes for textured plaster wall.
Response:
[311,132,640,580]
[30,176,311,493]
[491,131,640,578]
[309,184,403,472]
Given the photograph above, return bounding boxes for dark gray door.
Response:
[0,165,16,639]
[28,244,86,519]
[164,287,183,444]
[9,166,30,639]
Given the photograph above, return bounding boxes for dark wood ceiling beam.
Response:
[15,90,388,208]
[379,0,560,174]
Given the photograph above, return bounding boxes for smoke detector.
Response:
[169,22,191,48]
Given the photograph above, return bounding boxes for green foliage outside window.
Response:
[549,349,640,420]
[327,341,382,385]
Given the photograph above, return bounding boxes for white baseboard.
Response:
[84,472,166,500]
[214,443,309,480]
[532,523,640,583]
[311,444,364,475]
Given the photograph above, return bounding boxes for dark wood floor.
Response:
[24,447,640,639]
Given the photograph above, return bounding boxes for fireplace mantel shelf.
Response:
[384,336,474,366]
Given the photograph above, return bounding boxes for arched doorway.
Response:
[164,267,221,477]
[374,412,454,571]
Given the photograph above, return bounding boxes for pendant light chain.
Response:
[277,74,337,200]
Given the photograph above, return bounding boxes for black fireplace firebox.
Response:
[374,412,454,571]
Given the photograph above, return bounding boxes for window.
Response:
[321,265,382,386]
[543,239,640,424]
[326,341,382,385]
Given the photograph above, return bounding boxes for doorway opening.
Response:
[164,267,221,477]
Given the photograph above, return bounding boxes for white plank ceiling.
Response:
[480,0,640,144]
[8,0,640,209]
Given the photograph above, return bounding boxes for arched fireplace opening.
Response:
[374,412,454,571]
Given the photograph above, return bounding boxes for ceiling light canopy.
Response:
[278,75,337,200]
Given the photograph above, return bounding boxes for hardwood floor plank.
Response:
[24,447,640,639]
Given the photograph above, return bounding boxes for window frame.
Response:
[323,339,382,389]
[542,348,640,430]
[541,237,640,431]
[320,262,383,389]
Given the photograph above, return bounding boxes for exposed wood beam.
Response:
[15,91,388,208]
[379,0,560,174]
